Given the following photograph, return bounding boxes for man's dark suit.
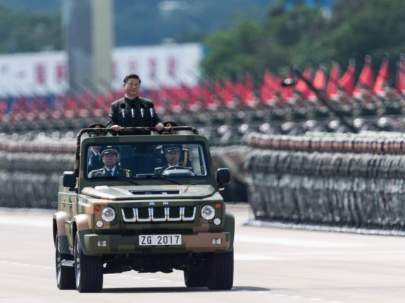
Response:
[108,96,161,127]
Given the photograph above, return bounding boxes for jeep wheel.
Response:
[184,265,208,287]
[55,237,75,289]
[207,251,234,290]
[74,233,103,292]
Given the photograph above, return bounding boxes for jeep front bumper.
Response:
[79,231,232,256]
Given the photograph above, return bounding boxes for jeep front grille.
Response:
[121,206,197,223]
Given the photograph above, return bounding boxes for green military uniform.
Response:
[88,166,132,178]
[108,96,161,127]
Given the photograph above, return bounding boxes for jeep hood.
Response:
[81,184,217,200]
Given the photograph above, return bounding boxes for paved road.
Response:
[0,205,405,303]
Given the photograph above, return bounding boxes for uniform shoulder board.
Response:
[141,97,153,104]
[111,98,125,107]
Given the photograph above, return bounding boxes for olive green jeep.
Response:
[53,126,234,292]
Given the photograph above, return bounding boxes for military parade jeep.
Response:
[53,126,234,292]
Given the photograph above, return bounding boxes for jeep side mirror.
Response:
[63,171,76,188]
[216,168,230,189]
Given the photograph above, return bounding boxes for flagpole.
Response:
[290,66,358,133]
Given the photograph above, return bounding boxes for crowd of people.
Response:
[0,55,404,146]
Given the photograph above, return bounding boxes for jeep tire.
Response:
[207,251,234,290]
[74,233,103,292]
[55,237,75,289]
[184,265,208,287]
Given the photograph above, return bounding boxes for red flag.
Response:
[185,84,199,111]
[359,55,374,88]
[178,83,198,111]
[396,54,405,94]
[295,68,312,99]
[63,95,78,118]
[193,82,218,110]
[167,86,182,113]
[373,57,390,95]
[308,67,327,101]
[326,63,340,99]
[94,94,108,113]
[201,83,215,110]
[236,76,256,107]
[158,86,177,113]
[216,80,234,108]
[172,85,191,112]
[354,55,374,96]
[260,70,280,105]
[338,59,356,95]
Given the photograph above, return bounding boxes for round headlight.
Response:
[201,205,215,221]
[101,207,116,222]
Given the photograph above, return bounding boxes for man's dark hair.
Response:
[123,74,141,84]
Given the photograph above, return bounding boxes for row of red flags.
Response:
[151,54,405,110]
[1,55,405,119]
[260,54,405,103]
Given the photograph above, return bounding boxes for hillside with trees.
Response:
[0,5,61,53]
[202,0,405,81]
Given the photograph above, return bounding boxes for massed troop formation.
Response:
[246,132,405,230]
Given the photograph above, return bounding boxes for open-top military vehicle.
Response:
[53,126,234,292]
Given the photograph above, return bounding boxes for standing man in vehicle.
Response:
[108,74,164,131]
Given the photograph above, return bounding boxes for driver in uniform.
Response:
[164,144,182,168]
[154,144,185,174]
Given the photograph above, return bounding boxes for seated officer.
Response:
[164,144,182,168]
[155,144,193,175]
[88,147,132,178]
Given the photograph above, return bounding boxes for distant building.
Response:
[0,43,203,97]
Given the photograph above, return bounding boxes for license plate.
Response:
[139,234,182,246]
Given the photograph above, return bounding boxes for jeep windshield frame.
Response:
[84,142,208,179]
[78,133,213,188]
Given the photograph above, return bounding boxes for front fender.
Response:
[74,214,92,232]
[53,211,70,255]
[53,211,68,237]
[224,213,235,250]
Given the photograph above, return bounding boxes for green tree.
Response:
[0,5,61,53]
[325,0,405,65]
[260,4,326,70]
[201,0,405,81]
[201,19,262,81]
[202,2,327,79]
